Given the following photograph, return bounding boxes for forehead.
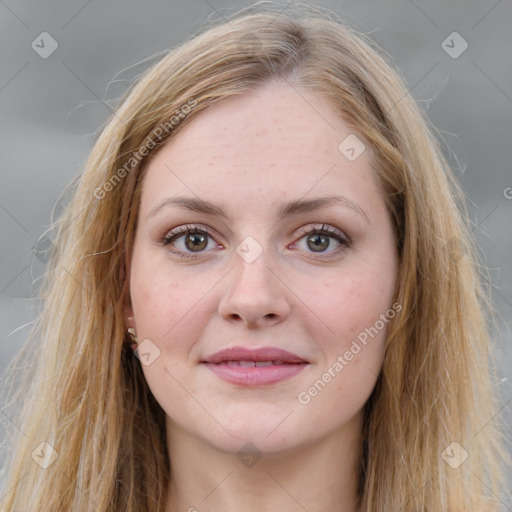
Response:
[139,80,381,219]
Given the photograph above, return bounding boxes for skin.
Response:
[126,79,399,512]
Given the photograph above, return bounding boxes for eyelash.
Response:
[159,223,351,261]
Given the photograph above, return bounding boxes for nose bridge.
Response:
[235,237,273,288]
[217,234,290,326]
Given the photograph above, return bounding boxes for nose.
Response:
[217,244,291,329]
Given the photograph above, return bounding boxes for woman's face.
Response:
[127,80,398,455]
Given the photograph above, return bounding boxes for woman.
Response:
[0,3,509,510]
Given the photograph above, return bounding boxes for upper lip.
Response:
[202,346,308,364]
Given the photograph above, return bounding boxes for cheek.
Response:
[129,261,207,408]
[129,251,219,356]
[130,248,184,335]
[311,264,396,347]
[296,267,395,425]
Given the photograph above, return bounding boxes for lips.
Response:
[202,346,309,386]
[203,346,308,364]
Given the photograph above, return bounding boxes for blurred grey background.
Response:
[1,0,511,502]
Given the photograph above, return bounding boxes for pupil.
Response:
[308,233,328,252]
[187,233,207,251]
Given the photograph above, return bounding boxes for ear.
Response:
[125,306,135,329]
[120,244,135,328]
[124,304,138,350]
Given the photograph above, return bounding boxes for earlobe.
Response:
[127,326,138,347]
[125,309,135,328]
[125,313,138,348]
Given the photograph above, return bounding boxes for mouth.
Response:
[213,360,295,366]
[201,346,310,386]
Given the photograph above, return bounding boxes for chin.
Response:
[208,429,300,458]
[202,408,303,455]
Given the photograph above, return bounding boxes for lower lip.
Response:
[203,362,308,386]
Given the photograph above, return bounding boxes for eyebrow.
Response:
[147,194,370,224]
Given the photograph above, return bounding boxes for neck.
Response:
[164,413,363,512]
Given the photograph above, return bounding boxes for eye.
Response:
[291,224,350,258]
[160,224,220,260]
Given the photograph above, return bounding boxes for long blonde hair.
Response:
[1,2,509,510]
